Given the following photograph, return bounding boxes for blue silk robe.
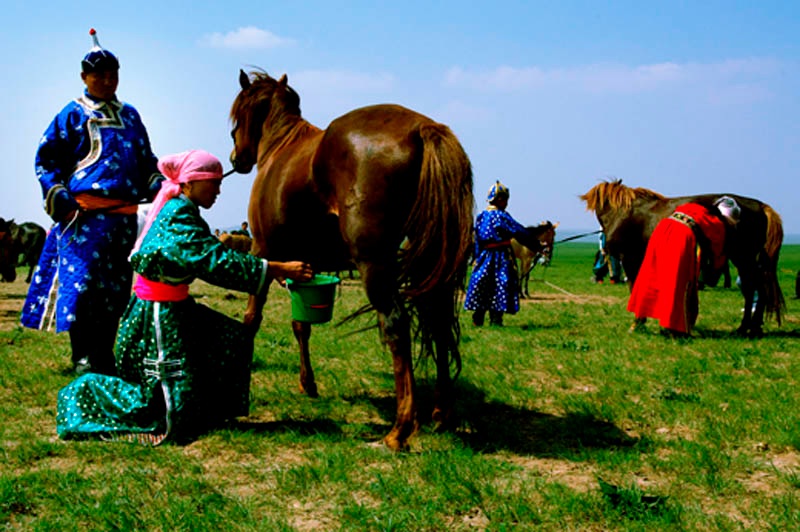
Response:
[22,90,162,332]
[464,207,529,314]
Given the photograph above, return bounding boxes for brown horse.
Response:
[219,232,253,253]
[580,179,785,337]
[229,70,474,450]
[511,221,558,298]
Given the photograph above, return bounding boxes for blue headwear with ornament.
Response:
[81,28,119,73]
[486,180,510,205]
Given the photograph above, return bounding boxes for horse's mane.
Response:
[230,70,302,135]
[580,179,666,212]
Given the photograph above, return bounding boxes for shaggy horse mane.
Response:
[229,69,302,139]
[580,179,666,213]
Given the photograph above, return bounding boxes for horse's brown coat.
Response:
[229,70,474,449]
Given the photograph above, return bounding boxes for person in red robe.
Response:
[627,197,739,337]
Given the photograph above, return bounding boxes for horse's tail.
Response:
[402,123,474,296]
[401,122,474,380]
[761,204,786,325]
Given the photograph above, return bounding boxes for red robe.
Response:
[627,203,726,333]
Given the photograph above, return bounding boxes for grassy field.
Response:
[1,243,798,531]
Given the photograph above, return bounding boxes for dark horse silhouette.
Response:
[0,218,46,283]
[511,221,558,298]
[229,70,474,450]
[0,217,15,282]
[581,179,785,337]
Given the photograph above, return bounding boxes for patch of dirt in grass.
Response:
[521,293,623,305]
[654,423,697,442]
[0,277,27,331]
[288,499,339,532]
[741,448,800,495]
[188,444,309,500]
[504,455,598,492]
[768,449,800,471]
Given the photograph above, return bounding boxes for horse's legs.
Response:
[291,320,318,397]
[431,332,455,431]
[380,307,416,450]
[360,262,416,450]
[425,286,460,432]
[735,266,760,336]
[524,263,535,298]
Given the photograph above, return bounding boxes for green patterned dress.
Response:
[56,195,268,444]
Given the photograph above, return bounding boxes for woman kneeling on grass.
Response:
[56,150,312,445]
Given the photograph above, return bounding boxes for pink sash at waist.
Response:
[134,275,190,302]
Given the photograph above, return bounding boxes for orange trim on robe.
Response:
[627,203,726,333]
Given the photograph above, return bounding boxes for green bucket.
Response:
[286,274,341,323]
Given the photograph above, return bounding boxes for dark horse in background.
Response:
[581,180,785,337]
[511,221,558,299]
[0,218,47,283]
[229,70,474,450]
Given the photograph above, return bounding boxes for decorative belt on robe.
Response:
[669,211,698,230]
[134,275,190,302]
[669,211,710,260]
[73,193,140,215]
[483,240,512,250]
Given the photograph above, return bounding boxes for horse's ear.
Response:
[553,222,560,228]
[239,70,251,90]
[278,73,288,87]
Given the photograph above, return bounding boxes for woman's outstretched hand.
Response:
[271,261,314,283]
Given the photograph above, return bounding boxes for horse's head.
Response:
[517,221,558,265]
[535,221,558,265]
[229,69,302,174]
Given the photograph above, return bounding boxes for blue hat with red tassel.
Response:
[81,28,119,73]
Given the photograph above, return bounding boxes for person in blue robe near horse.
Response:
[21,29,164,376]
[464,180,532,326]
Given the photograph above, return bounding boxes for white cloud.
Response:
[291,69,394,92]
[436,100,493,125]
[201,27,294,50]
[443,58,783,99]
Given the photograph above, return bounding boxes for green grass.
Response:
[1,243,798,530]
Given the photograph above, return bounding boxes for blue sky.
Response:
[2,1,798,237]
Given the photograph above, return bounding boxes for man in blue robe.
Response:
[21,29,163,375]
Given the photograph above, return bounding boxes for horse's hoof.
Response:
[382,435,408,452]
[431,407,456,432]
[299,382,318,398]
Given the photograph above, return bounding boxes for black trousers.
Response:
[472,309,504,326]
[69,317,119,376]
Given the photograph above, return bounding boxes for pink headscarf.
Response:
[131,150,224,254]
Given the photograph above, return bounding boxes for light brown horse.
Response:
[219,232,253,253]
[229,69,474,450]
[511,221,558,298]
[580,179,785,337]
